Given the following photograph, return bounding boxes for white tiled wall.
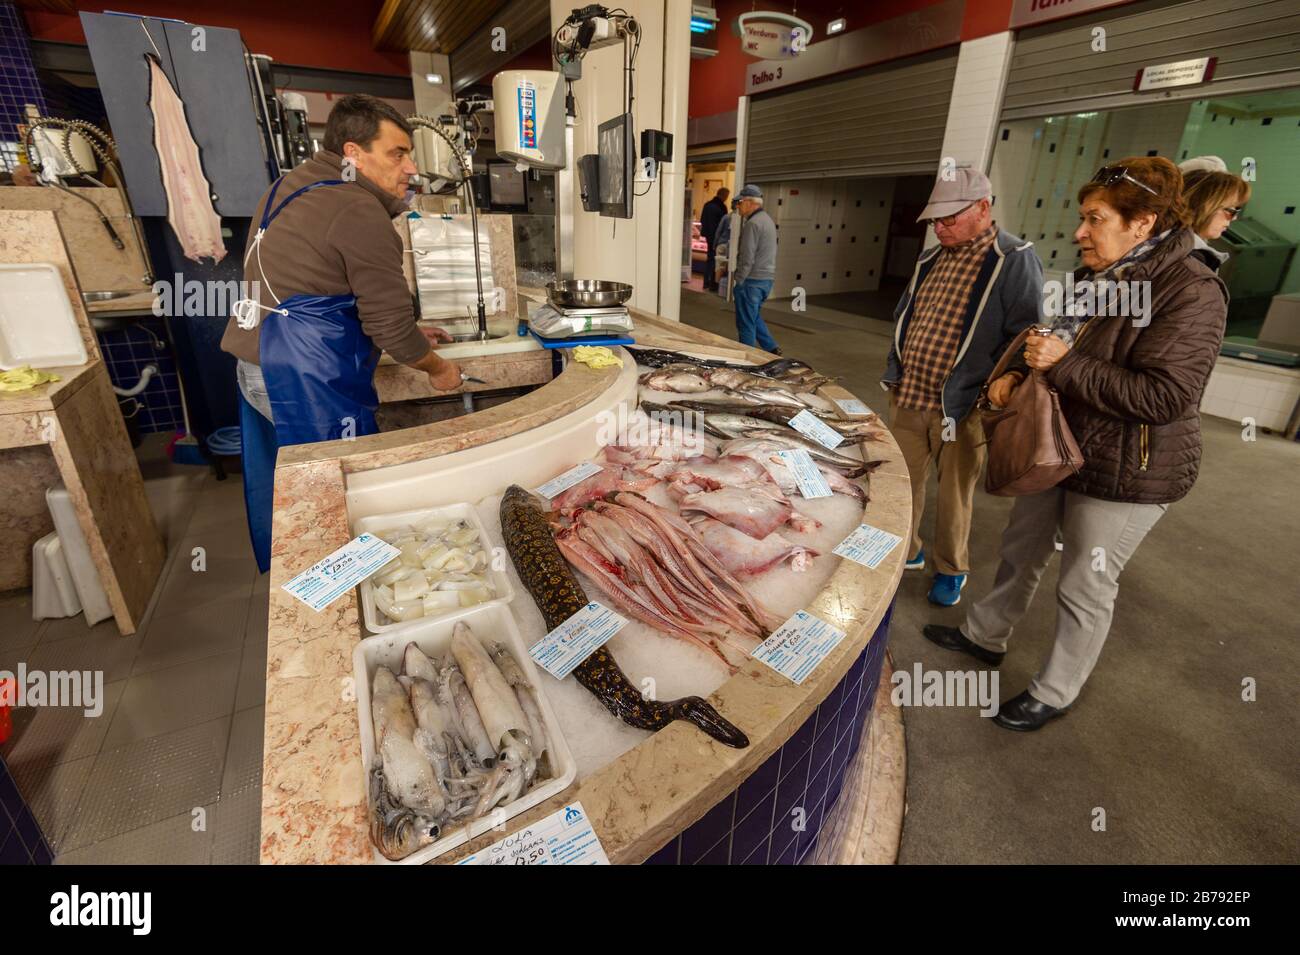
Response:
[754,177,895,298]
[989,103,1193,282]
[1199,356,1300,433]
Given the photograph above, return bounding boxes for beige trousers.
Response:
[961,488,1167,708]
[889,396,986,575]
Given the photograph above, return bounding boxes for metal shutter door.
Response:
[746,48,959,181]
[1002,0,1300,120]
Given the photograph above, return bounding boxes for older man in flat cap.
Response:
[731,183,781,354]
[882,168,1042,607]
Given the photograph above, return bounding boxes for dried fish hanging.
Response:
[144,50,226,263]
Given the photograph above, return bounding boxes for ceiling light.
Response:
[426,73,443,85]
[827,18,846,35]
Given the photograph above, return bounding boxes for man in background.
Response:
[700,186,729,292]
[731,184,781,354]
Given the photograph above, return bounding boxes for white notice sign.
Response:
[455,802,610,865]
[750,610,847,685]
[833,396,874,417]
[529,601,628,679]
[787,409,844,450]
[776,449,832,499]
[535,462,603,499]
[281,534,401,613]
[1136,57,1214,92]
[833,523,904,570]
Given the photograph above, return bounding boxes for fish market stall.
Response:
[259,311,910,864]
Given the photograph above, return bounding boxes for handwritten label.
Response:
[535,462,603,499]
[833,396,873,416]
[456,802,609,865]
[281,534,400,613]
[833,523,904,570]
[776,449,832,499]
[787,409,844,449]
[750,610,846,685]
[528,601,627,679]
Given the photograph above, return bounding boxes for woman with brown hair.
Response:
[923,156,1228,731]
[1182,164,1251,271]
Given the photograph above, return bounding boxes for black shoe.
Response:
[922,624,1004,666]
[992,690,1069,732]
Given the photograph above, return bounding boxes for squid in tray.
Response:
[367,624,550,861]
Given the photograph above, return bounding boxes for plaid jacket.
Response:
[883,228,1043,422]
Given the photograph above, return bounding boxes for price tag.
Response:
[750,610,847,685]
[776,449,832,499]
[456,802,609,866]
[834,397,873,416]
[528,601,628,679]
[281,533,400,613]
[535,462,603,499]
[832,523,904,570]
[787,409,845,450]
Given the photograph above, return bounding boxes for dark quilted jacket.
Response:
[1045,229,1227,504]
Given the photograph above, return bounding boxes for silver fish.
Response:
[709,367,825,395]
[722,434,870,478]
[639,364,713,393]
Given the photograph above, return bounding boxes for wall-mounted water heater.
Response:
[491,70,566,171]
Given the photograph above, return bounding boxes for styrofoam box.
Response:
[0,264,88,370]
[353,601,577,865]
[353,502,514,635]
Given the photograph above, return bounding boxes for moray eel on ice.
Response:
[500,484,749,749]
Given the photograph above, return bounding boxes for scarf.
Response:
[1050,230,1170,345]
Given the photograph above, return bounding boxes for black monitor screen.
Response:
[597,112,634,219]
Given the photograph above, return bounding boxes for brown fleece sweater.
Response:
[219,150,431,366]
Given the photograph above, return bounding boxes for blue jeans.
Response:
[733,278,779,352]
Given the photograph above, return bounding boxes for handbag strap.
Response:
[985,327,1035,388]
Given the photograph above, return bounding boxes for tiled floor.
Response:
[0,443,266,864]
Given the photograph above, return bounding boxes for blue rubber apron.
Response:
[240,177,381,571]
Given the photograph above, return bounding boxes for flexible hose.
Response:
[112,363,157,397]
[206,426,243,456]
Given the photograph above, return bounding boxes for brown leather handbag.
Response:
[978,328,1084,496]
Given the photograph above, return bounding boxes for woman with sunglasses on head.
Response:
[923,156,1228,731]
[1179,158,1251,272]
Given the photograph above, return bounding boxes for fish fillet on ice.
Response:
[690,517,819,575]
[146,54,225,263]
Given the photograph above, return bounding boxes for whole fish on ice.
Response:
[500,485,750,747]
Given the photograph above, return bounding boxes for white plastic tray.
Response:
[0,264,87,370]
[353,502,515,635]
[353,601,577,864]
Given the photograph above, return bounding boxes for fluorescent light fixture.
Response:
[827,18,846,35]
[690,18,716,33]
[425,72,443,85]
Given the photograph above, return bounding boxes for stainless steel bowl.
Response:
[546,279,633,309]
[83,290,136,302]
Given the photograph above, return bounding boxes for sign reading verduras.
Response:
[736,11,814,59]
[1135,57,1216,92]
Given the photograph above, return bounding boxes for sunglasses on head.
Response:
[1091,166,1159,197]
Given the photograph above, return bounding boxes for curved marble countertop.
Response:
[259,312,911,864]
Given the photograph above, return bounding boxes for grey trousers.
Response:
[961,488,1167,708]
[236,358,274,423]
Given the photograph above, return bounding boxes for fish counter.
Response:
[260,312,910,864]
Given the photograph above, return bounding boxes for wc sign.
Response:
[736,11,814,59]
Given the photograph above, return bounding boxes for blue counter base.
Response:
[645,600,895,865]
